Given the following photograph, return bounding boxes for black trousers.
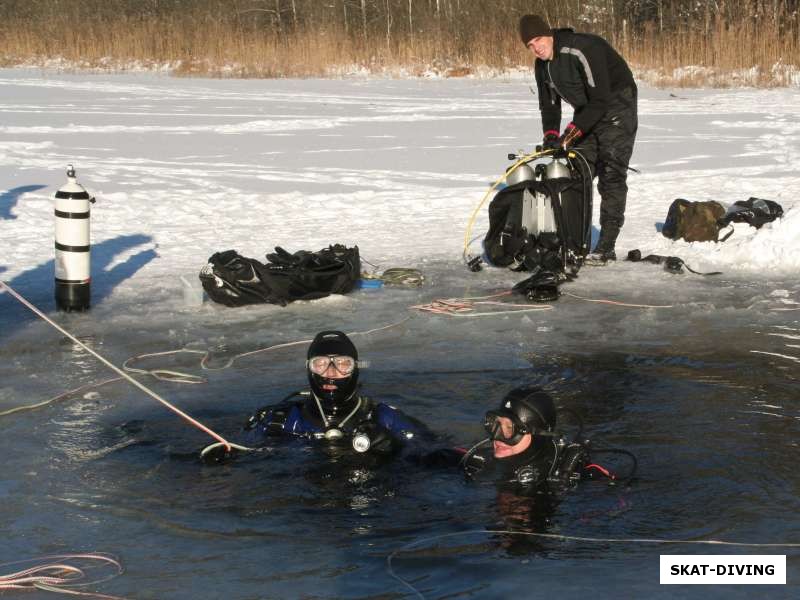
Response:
[575,87,638,235]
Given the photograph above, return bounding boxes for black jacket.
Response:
[464,444,557,495]
[535,28,636,136]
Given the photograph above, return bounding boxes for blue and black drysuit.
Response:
[244,390,432,455]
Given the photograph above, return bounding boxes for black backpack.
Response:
[200,245,360,307]
[717,197,783,229]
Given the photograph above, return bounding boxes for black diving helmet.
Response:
[484,386,557,445]
[306,331,362,414]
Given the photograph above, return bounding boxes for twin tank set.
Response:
[505,155,571,239]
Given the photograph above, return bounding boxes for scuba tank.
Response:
[505,161,535,186]
[54,165,95,311]
[519,158,562,238]
[545,157,570,179]
[477,148,593,275]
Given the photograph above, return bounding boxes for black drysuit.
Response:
[534,28,638,250]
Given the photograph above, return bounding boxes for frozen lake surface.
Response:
[1,71,799,598]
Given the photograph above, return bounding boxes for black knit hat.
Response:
[519,14,552,45]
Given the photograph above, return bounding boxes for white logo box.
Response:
[660,555,786,585]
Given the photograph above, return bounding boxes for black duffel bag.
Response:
[200,244,360,307]
[716,197,783,229]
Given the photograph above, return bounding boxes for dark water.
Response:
[1,269,799,599]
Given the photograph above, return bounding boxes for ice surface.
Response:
[0,70,797,426]
[0,70,798,599]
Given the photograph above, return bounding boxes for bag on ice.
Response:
[199,244,360,307]
[716,197,783,229]
[662,197,783,243]
[661,199,727,242]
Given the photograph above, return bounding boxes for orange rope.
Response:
[410,291,553,317]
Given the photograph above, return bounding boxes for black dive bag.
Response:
[717,197,783,229]
[483,157,591,273]
[200,245,360,307]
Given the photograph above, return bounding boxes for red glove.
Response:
[542,129,560,150]
[559,123,583,148]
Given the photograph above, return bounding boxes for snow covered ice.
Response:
[0,69,798,387]
[1,70,799,600]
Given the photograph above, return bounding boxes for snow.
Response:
[0,69,798,315]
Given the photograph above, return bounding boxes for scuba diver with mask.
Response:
[461,386,633,497]
[453,386,636,549]
[244,330,432,456]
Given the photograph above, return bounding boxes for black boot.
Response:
[585,227,619,265]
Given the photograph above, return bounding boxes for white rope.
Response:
[563,291,674,309]
[387,529,800,599]
[0,553,125,599]
[0,280,242,452]
[122,318,411,382]
[0,377,122,417]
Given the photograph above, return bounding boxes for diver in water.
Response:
[461,386,617,497]
[244,330,431,456]
[456,386,635,551]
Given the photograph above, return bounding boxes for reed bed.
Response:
[0,1,797,86]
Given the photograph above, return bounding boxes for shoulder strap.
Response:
[244,390,307,432]
[718,226,735,242]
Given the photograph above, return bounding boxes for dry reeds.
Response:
[622,17,800,87]
[0,0,797,86]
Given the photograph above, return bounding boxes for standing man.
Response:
[519,14,638,264]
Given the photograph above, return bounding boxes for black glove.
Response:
[462,451,487,480]
[542,130,560,151]
[558,122,583,148]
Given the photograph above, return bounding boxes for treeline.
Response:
[0,0,798,85]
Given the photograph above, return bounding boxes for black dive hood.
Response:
[307,330,359,414]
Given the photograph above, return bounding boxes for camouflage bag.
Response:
[661,199,727,242]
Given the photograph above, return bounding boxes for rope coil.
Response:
[0,553,125,599]
[411,291,554,317]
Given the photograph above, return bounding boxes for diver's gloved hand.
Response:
[462,452,487,480]
[542,130,560,151]
[559,123,583,148]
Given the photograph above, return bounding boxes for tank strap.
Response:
[245,390,307,432]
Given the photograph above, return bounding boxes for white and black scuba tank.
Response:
[54,165,95,311]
